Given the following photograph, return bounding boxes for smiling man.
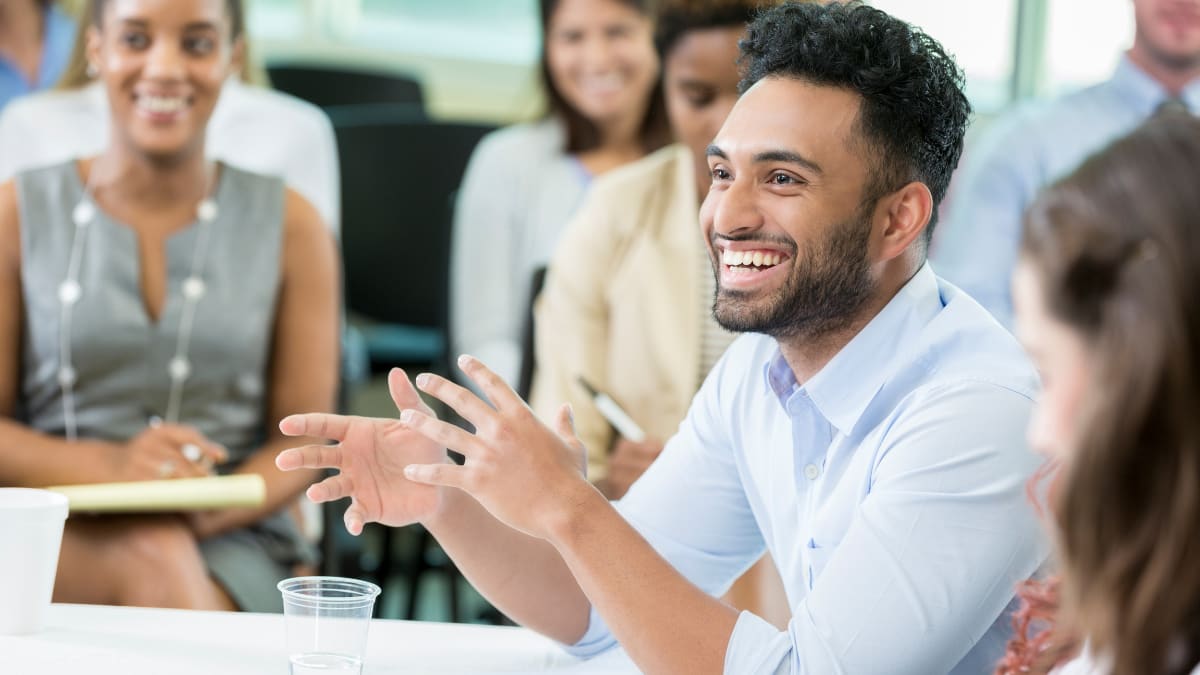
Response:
[276,3,1046,673]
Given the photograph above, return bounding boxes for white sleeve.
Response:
[450,131,524,387]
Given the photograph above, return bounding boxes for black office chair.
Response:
[516,265,549,401]
[267,62,426,111]
[329,104,494,373]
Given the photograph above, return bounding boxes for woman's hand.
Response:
[98,424,227,483]
[598,438,664,500]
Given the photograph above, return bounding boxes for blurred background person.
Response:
[529,0,794,629]
[0,0,338,612]
[933,0,1200,328]
[0,0,339,232]
[0,0,74,111]
[998,112,1200,675]
[450,0,669,390]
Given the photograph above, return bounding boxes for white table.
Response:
[1,603,639,674]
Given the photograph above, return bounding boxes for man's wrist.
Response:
[544,478,608,546]
[422,481,461,532]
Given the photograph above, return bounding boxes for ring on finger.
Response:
[181,443,202,463]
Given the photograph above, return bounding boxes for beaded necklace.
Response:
[58,162,219,442]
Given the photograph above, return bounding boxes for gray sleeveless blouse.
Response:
[16,161,282,462]
[14,162,314,611]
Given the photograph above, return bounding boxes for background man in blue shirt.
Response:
[933,0,1200,328]
[278,3,1046,673]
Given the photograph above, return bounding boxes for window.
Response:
[871,0,1019,112]
[245,0,540,65]
[1043,0,1134,96]
[244,0,542,121]
[353,0,539,65]
[245,0,308,42]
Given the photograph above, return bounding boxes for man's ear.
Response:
[871,181,932,263]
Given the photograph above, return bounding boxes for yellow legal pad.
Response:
[47,474,266,513]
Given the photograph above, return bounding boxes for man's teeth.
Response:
[721,250,784,267]
[139,95,186,114]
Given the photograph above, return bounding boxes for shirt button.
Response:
[804,464,820,480]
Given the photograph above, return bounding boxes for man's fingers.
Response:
[306,473,353,504]
[276,444,343,471]
[412,372,497,428]
[456,355,525,414]
[279,413,353,441]
[403,462,467,490]
[399,409,484,458]
[387,368,422,411]
[344,500,368,536]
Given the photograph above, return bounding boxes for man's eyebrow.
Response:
[752,150,823,175]
[704,145,824,175]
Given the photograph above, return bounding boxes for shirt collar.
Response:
[1110,53,1200,116]
[762,263,944,435]
[1184,73,1200,113]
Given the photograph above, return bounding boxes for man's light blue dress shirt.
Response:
[933,56,1200,328]
[0,6,75,113]
[567,264,1047,674]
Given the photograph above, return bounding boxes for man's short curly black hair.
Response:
[739,1,971,241]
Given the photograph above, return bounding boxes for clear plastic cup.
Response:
[278,576,381,675]
[0,488,69,635]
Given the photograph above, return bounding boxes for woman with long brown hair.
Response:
[1000,112,1200,674]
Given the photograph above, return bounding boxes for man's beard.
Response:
[1145,39,1200,72]
[711,208,875,342]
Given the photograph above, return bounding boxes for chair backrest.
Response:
[516,265,548,401]
[267,62,426,110]
[329,105,495,335]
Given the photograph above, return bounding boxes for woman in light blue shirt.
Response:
[1002,113,1200,675]
[0,0,74,112]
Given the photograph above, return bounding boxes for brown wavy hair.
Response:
[1000,112,1200,675]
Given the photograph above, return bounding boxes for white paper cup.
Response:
[0,488,68,635]
[279,576,381,675]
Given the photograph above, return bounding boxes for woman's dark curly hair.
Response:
[654,0,779,60]
[739,1,971,241]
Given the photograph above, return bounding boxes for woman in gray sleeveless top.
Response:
[0,0,338,613]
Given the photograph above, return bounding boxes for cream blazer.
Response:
[530,144,706,480]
